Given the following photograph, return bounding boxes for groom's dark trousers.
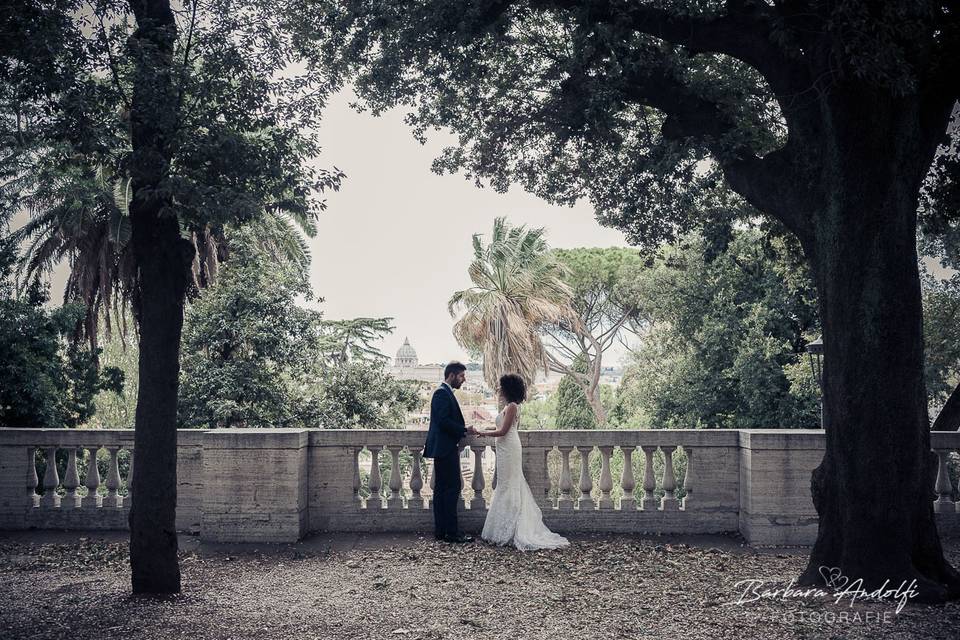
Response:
[423,384,466,537]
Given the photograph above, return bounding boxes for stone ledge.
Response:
[738,430,825,450]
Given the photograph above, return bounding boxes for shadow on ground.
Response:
[2,530,958,639]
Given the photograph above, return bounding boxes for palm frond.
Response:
[448,217,576,389]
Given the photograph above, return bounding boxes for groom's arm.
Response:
[432,392,466,439]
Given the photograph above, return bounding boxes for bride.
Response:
[478,373,570,551]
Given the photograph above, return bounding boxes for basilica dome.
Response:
[395,337,418,367]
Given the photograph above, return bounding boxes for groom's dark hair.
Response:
[444,361,467,379]
[498,373,527,404]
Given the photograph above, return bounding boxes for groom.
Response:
[424,361,479,543]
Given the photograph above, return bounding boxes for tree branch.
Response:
[532,0,816,133]
[612,59,816,244]
[932,381,960,432]
[97,13,131,110]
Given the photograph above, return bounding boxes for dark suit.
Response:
[424,384,466,537]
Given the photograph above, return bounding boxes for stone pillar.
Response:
[470,446,486,510]
[40,446,60,508]
[597,446,614,509]
[934,450,955,513]
[521,444,552,508]
[63,448,81,509]
[82,446,101,509]
[101,447,121,508]
[201,429,309,543]
[659,446,678,511]
[576,446,593,510]
[409,449,424,509]
[619,446,636,510]
[557,446,574,511]
[387,446,403,508]
[640,445,656,511]
[738,430,823,546]
[0,442,34,529]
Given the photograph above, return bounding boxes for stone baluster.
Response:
[640,445,656,511]
[557,446,574,510]
[121,448,135,510]
[409,449,424,509]
[41,446,60,508]
[934,449,955,513]
[598,446,614,509]
[102,447,122,508]
[542,448,552,506]
[26,446,38,507]
[387,446,403,507]
[352,447,361,502]
[458,444,467,507]
[82,446,101,508]
[576,446,593,510]
[660,445,678,511]
[63,448,81,509]
[681,447,693,509]
[368,446,383,509]
[619,446,636,510]
[470,446,485,510]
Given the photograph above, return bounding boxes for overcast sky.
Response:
[25,88,633,365]
[306,90,633,364]
[28,88,956,367]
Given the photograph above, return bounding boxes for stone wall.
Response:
[1,428,958,546]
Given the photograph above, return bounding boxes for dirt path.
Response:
[2,531,958,639]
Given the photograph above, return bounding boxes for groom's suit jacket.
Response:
[424,383,466,459]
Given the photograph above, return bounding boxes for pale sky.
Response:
[306,90,633,364]
[26,87,632,366]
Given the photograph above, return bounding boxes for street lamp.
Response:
[806,336,823,427]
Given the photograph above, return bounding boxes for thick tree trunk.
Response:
[126,0,192,594]
[796,95,960,602]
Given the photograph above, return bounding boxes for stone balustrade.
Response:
[1,428,957,546]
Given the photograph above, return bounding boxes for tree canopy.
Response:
[2,0,343,350]
[295,0,960,598]
[544,246,648,423]
[612,225,820,428]
[0,240,123,428]
[179,230,418,429]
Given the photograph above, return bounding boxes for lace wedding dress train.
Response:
[481,407,570,551]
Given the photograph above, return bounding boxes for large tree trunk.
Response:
[796,91,960,602]
[126,0,192,594]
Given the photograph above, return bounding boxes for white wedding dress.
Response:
[481,406,570,551]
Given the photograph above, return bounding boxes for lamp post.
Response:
[807,336,824,428]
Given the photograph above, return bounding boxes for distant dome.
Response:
[395,337,418,367]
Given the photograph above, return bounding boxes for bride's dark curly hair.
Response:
[498,373,527,404]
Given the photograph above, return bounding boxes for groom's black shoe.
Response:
[442,533,474,544]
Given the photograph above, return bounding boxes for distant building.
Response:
[394,337,418,368]
[387,336,623,414]
[389,337,444,384]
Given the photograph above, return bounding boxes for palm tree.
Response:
[8,151,319,358]
[448,217,576,394]
[8,153,135,354]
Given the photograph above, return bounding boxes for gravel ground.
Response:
[2,531,959,640]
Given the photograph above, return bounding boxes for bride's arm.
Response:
[482,403,517,437]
